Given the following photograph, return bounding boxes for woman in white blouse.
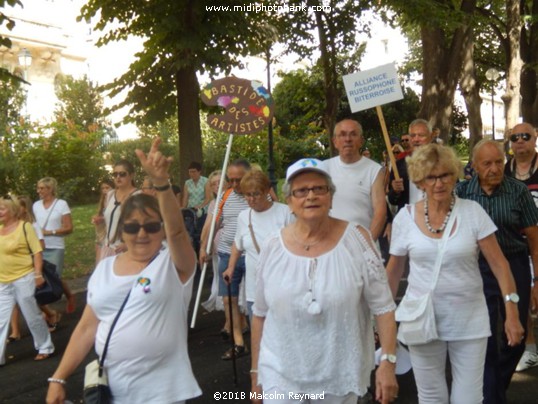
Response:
[250,158,398,404]
[386,144,523,403]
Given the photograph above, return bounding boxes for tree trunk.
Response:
[417,0,476,142]
[519,0,538,126]
[502,0,523,137]
[460,29,483,154]
[175,65,202,186]
[314,9,338,157]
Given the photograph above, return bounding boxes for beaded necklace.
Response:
[424,196,455,234]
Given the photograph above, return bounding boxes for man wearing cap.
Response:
[322,119,386,241]
[200,159,250,360]
[388,119,433,212]
[504,123,538,373]
[456,139,538,404]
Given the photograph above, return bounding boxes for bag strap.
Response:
[429,198,459,290]
[22,222,33,255]
[215,188,233,224]
[98,252,160,376]
[248,209,261,254]
[42,199,58,230]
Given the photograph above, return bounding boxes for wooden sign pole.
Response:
[376,105,400,179]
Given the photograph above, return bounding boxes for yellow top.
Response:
[0,221,43,283]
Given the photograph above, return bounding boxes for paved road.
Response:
[1,273,537,403]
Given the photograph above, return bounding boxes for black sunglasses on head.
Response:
[510,132,532,142]
[123,222,163,234]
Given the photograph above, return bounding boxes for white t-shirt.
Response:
[322,156,382,227]
[390,198,496,341]
[234,202,294,302]
[87,248,201,403]
[33,199,71,249]
[253,224,396,396]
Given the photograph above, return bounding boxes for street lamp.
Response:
[485,68,500,140]
[18,47,32,81]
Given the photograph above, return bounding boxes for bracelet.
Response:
[47,377,66,385]
[153,181,171,192]
[250,369,258,374]
[35,274,43,278]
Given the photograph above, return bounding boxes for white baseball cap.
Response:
[286,158,329,182]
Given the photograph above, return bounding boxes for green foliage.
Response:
[64,203,99,277]
[79,0,269,126]
[54,74,108,130]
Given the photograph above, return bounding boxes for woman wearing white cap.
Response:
[250,158,398,404]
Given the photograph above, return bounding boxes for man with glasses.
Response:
[200,159,250,360]
[322,119,387,241]
[388,119,433,211]
[457,139,538,404]
[504,123,538,373]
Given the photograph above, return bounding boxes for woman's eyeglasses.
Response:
[244,191,263,199]
[423,173,452,186]
[112,171,128,178]
[510,132,532,142]
[291,185,330,198]
[123,222,163,234]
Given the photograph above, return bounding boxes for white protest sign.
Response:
[343,63,403,113]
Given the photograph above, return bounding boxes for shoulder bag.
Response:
[22,223,63,305]
[83,290,131,404]
[395,200,459,345]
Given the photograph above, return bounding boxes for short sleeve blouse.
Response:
[390,198,496,341]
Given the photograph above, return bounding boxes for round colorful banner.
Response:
[200,76,274,135]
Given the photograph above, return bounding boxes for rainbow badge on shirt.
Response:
[137,277,151,294]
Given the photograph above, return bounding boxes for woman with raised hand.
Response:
[46,138,201,404]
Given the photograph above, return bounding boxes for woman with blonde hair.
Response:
[387,144,523,403]
[0,195,54,364]
[33,177,76,317]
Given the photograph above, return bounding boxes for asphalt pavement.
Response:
[1,272,537,403]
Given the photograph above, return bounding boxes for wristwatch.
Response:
[380,353,397,364]
[505,293,520,304]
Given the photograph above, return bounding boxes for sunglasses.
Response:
[510,132,532,142]
[112,171,128,178]
[123,222,163,234]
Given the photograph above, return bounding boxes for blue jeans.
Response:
[217,252,245,297]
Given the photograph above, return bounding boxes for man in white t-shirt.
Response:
[323,119,386,241]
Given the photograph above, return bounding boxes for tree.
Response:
[79,0,269,185]
[274,0,372,156]
[54,74,107,131]
[382,0,478,142]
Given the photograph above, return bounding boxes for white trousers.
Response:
[261,387,357,404]
[0,272,54,365]
[408,337,487,404]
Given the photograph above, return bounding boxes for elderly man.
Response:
[457,139,538,404]
[505,123,538,372]
[322,119,386,241]
[388,119,433,211]
[199,159,250,360]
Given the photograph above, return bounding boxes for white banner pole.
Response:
[191,134,234,328]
